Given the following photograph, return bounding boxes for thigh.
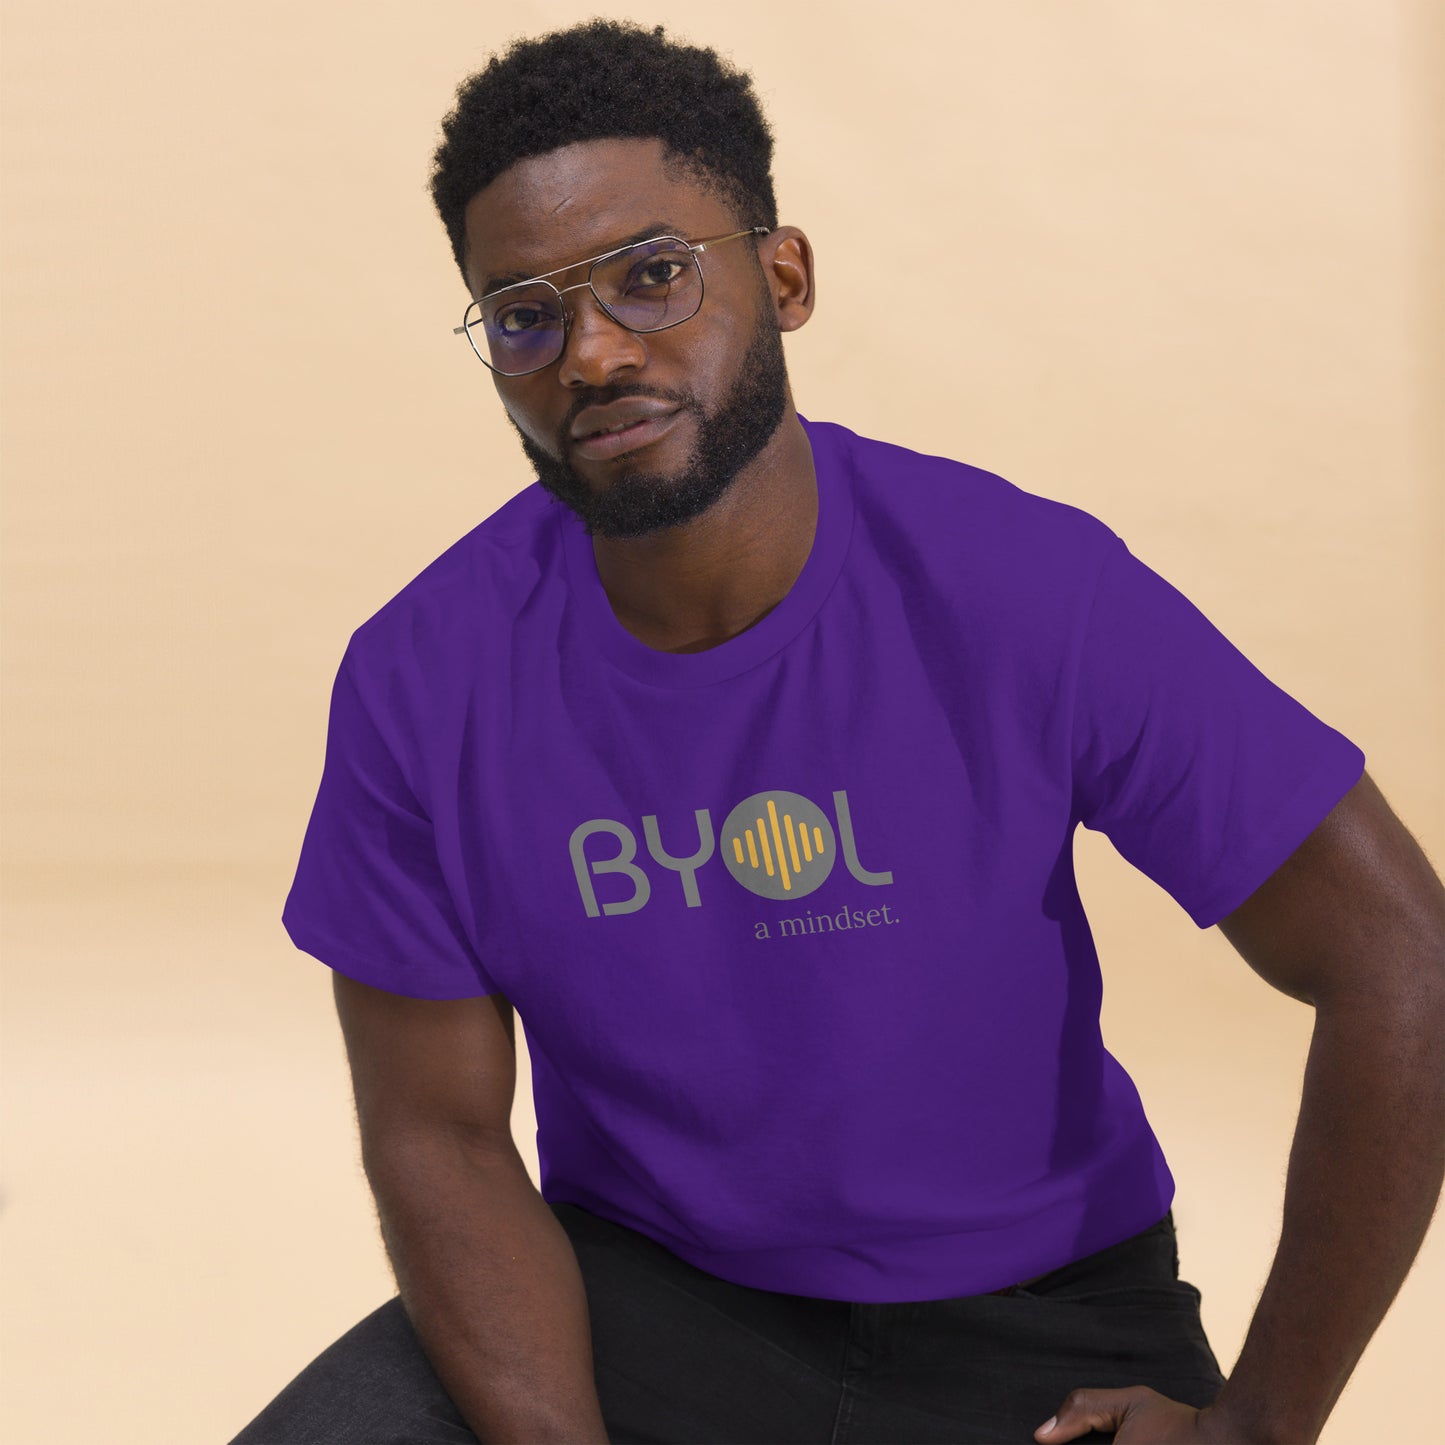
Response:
[835,1212,1227,1445]
[227,1296,477,1445]
[229,1204,851,1445]
[553,1200,847,1445]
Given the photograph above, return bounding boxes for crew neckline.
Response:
[558,412,855,688]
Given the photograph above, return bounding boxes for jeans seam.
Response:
[828,1380,856,1445]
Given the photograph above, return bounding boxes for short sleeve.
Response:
[1070,531,1366,930]
[281,643,500,999]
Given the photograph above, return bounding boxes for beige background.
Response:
[2,2,1441,1442]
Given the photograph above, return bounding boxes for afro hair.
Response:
[428,18,779,290]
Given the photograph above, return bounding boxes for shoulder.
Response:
[342,482,558,702]
[811,415,1118,605]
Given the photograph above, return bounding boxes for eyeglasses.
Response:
[452,226,770,377]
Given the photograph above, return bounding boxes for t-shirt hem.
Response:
[281,912,501,1000]
[1182,740,1366,930]
[544,1150,1174,1303]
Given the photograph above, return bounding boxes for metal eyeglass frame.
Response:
[452,225,771,376]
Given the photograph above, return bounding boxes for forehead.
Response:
[462,136,734,297]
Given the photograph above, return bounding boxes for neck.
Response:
[591,403,817,654]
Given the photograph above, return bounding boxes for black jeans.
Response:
[228,1201,1226,1444]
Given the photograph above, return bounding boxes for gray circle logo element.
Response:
[718,790,837,899]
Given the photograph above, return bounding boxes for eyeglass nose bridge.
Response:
[521,270,698,374]
[550,276,605,335]
[548,274,667,337]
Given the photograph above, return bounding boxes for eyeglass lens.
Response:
[463,237,703,374]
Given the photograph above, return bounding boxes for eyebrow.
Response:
[480,221,687,297]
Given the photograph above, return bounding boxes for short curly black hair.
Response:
[428,18,779,291]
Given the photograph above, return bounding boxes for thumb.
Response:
[1034,1387,1138,1441]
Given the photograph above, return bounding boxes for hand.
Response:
[1034,1387,1260,1443]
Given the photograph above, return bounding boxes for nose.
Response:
[555,285,649,389]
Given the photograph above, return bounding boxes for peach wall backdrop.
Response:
[2,2,1441,1442]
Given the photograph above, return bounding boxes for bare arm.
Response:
[334,974,610,1444]
[1205,770,1445,1444]
[1033,770,1445,1445]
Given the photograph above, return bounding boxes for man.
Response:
[231,19,1445,1445]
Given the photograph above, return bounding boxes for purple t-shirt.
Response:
[282,413,1364,1302]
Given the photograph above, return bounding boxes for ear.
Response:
[762,226,815,332]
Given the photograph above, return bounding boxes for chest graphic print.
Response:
[570,788,894,917]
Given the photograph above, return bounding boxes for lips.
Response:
[571,408,684,462]
[571,398,680,440]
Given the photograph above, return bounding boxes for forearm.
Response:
[367,1131,611,1445]
[1209,990,1445,1444]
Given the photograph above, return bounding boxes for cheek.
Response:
[668,310,744,394]
[702,289,766,370]
[496,388,545,440]
[701,284,755,345]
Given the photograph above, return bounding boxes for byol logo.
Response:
[569,788,893,916]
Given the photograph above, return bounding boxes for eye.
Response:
[495,304,552,334]
[626,257,689,291]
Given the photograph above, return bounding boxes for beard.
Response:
[503,301,791,540]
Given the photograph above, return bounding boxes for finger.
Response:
[1036,1386,1144,1441]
